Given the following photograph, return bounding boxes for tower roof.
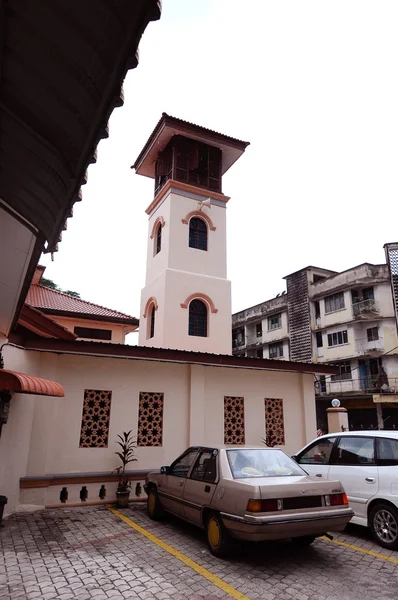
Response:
[132,113,250,179]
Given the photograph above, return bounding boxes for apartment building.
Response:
[232,248,398,431]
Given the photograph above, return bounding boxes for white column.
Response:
[300,373,317,444]
[188,364,205,445]
[327,407,349,433]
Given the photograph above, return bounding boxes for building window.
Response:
[313,274,326,283]
[256,349,263,358]
[79,390,112,448]
[363,287,375,301]
[264,398,285,446]
[155,223,162,255]
[224,396,245,444]
[268,313,282,330]
[74,327,112,341]
[269,342,284,359]
[188,299,208,337]
[331,360,352,381]
[189,217,207,251]
[256,323,262,337]
[324,292,345,314]
[232,327,245,348]
[314,301,321,320]
[327,330,348,347]
[137,392,164,447]
[367,327,379,342]
[316,331,323,347]
[149,305,156,339]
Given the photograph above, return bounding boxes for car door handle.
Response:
[179,480,184,487]
[365,477,376,483]
[204,485,211,493]
[315,474,323,477]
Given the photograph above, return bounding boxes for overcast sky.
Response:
[40,0,398,340]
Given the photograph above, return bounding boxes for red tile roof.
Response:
[26,285,138,326]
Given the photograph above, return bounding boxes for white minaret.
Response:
[133,113,249,354]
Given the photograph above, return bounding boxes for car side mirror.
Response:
[160,466,170,474]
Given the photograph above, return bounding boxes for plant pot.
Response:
[116,490,130,508]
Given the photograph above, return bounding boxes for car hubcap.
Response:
[208,518,221,548]
[148,492,156,514]
[374,510,398,544]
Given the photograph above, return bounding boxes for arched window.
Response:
[188,299,208,337]
[149,304,156,339]
[155,223,162,255]
[189,217,207,251]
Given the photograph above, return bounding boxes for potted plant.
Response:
[113,430,137,508]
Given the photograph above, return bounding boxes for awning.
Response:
[0,369,64,397]
[373,394,398,404]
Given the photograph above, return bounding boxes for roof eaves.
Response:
[21,339,338,376]
[132,112,250,172]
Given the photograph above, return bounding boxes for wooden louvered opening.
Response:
[154,136,222,196]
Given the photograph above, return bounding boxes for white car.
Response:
[294,430,398,550]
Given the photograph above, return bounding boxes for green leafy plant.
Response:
[262,433,278,448]
[113,430,137,493]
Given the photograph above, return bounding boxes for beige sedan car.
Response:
[144,445,353,556]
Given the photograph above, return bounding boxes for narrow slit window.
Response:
[155,223,162,255]
[150,305,155,339]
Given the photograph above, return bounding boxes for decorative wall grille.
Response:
[224,396,245,444]
[137,392,164,447]
[286,270,312,362]
[79,390,112,448]
[264,398,285,446]
[385,243,398,331]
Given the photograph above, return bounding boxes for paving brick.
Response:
[2,506,398,600]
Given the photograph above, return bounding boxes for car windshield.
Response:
[227,448,306,478]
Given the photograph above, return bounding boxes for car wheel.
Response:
[206,513,230,558]
[147,487,164,521]
[369,503,398,550]
[291,536,316,546]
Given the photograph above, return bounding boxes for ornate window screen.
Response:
[79,390,112,448]
[264,398,285,446]
[137,392,164,447]
[224,396,245,444]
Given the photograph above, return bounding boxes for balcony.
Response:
[355,337,384,356]
[246,338,263,350]
[232,338,245,350]
[316,377,398,397]
[352,299,379,319]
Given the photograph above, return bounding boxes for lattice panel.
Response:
[137,392,164,447]
[264,398,285,446]
[79,390,112,448]
[224,396,245,444]
[386,245,398,327]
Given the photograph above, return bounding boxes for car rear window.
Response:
[227,449,306,479]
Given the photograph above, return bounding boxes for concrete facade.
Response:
[233,256,398,430]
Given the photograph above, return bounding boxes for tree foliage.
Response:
[40,278,80,298]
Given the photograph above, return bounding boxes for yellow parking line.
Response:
[107,505,252,600]
[321,535,398,565]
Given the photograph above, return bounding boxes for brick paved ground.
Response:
[1,504,397,600]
